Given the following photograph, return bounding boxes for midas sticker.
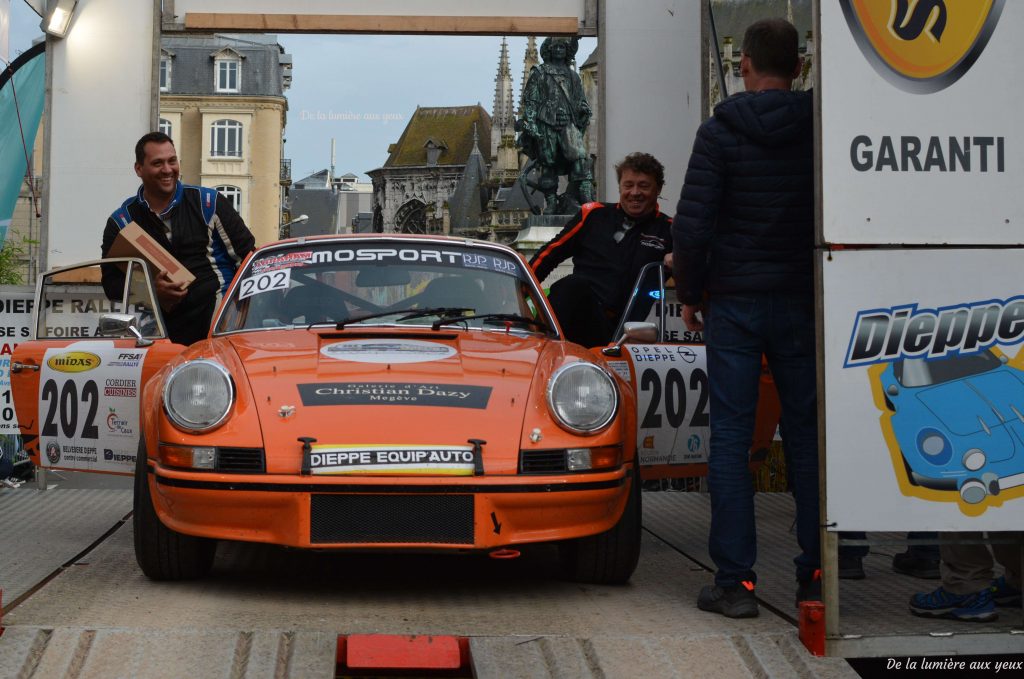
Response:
[841,0,1005,93]
[47,351,101,373]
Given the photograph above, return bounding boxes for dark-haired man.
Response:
[673,18,818,618]
[101,132,255,345]
[531,152,672,347]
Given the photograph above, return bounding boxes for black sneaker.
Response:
[892,548,940,579]
[838,555,865,580]
[697,582,759,618]
[797,569,822,607]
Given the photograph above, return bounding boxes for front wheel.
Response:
[559,466,642,584]
[133,438,216,580]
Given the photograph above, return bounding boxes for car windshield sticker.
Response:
[253,244,528,281]
[38,341,146,473]
[308,444,476,476]
[238,267,291,300]
[321,340,456,364]
[298,382,492,409]
[250,251,314,274]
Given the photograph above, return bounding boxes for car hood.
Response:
[224,329,546,474]
[917,370,1024,461]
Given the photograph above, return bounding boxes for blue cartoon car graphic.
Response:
[879,349,1024,505]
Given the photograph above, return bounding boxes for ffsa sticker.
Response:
[239,268,291,299]
[38,342,146,473]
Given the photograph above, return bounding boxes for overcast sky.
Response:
[6,3,595,182]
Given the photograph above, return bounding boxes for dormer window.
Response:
[159,50,173,92]
[423,138,448,166]
[212,48,243,93]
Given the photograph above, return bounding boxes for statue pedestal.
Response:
[513,214,575,286]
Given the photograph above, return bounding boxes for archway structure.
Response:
[40,0,701,269]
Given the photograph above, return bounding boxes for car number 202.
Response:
[639,367,710,430]
[40,377,100,439]
[239,269,290,299]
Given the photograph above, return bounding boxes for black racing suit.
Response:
[101,182,255,345]
[530,202,672,347]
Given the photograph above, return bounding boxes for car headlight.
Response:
[163,359,235,432]
[962,448,986,472]
[916,427,952,466]
[547,362,618,434]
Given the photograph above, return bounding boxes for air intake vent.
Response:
[310,494,474,544]
[216,447,265,473]
[520,450,567,474]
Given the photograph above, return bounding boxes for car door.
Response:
[9,259,186,476]
[603,262,781,481]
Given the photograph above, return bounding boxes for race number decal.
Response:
[38,342,146,472]
[239,268,291,299]
[626,344,711,466]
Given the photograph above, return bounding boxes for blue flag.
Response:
[0,42,44,249]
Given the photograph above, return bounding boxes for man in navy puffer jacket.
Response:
[672,18,818,618]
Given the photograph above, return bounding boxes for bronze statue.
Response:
[516,37,594,214]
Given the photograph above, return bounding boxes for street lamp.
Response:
[279,214,308,240]
[41,0,78,39]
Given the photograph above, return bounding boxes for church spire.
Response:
[491,37,515,164]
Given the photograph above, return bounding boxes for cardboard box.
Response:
[107,221,194,287]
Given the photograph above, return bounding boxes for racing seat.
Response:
[283,284,348,325]
[419,276,489,314]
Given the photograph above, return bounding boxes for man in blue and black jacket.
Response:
[102,132,255,345]
[672,18,818,618]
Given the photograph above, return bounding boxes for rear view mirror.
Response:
[355,267,411,287]
[98,313,153,347]
[601,321,658,357]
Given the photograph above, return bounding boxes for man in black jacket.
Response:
[101,132,255,345]
[672,18,818,618]
[531,152,672,347]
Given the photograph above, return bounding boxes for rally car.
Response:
[10,235,645,584]
[878,349,1024,505]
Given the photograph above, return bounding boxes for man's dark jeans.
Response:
[704,292,820,587]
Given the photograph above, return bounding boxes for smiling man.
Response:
[530,152,672,347]
[101,132,255,345]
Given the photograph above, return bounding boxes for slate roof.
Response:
[161,34,289,97]
[448,138,489,231]
[383,106,492,168]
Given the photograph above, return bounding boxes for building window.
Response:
[159,56,171,91]
[210,119,243,158]
[216,58,240,93]
[158,118,172,139]
[215,185,242,212]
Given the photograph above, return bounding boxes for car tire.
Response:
[133,438,216,580]
[559,465,642,585]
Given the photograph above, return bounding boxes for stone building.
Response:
[158,33,292,245]
[367,105,491,234]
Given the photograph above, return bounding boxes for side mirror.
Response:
[602,321,658,357]
[98,313,153,347]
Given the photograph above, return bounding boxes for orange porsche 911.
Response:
[11,235,645,584]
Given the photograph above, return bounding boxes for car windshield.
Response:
[895,351,1003,387]
[215,240,551,335]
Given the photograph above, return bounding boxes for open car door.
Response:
[9,259,186,476]
[600,262,781,481]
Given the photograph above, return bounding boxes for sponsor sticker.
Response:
[46,351,101,373]
[250,250,314,274]
[308,444,476,476]
[320,340,456,364]
[298,382,492,409]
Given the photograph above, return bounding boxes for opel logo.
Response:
[840,0,1005,93]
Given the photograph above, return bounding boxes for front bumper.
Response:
[149,463,633,549]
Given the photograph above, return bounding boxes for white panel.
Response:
[173,0,585,18]
[602,1,701,214]
[46,0,154,268]
[821,2,1022,245]
[824,248,1024,531]
[0,0,10,63]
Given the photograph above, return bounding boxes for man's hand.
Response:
[682,303,704,332]
[155,270,187,313]
[663,252,673,268]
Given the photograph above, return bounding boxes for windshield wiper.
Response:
[336,307,473,330]
[431,313,551,332]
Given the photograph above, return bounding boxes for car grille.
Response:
[310,494,474,544]
[519,450,567,474]
[216,447,265,473]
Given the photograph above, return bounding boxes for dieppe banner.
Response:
[824,249,1024,531]
[0,41,44,250]
[821,1,1018,245]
